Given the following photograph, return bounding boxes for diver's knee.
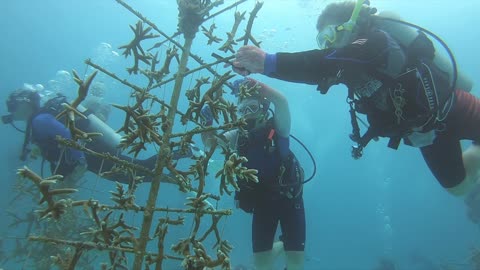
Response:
[272,241,285,259]
[254,250,274,270]
[285,251,305,270]
[447,176,476,197]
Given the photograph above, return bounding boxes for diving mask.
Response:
[316,0,369,49]
[7,96,32,113]
[316,22,357,49]
[2,93,35,124]
[238,99,261,118]
[316,25,338,49]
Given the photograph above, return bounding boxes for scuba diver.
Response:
[201,78,306,270]
[3,87,199,184]
[231,0,480,197]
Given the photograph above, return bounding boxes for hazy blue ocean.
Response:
[1,0,479,269]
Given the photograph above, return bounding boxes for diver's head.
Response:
[316,0,375,49]
[90,81,106,98]
[232,78,270,130]
[238,97,270,130]
[3,89,41,124]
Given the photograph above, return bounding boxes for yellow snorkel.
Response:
[337,0,367,32]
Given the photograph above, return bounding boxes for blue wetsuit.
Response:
[31,113,86,177]
[30,112,184,183]
[237,126,306,253]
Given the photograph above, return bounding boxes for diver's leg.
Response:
[460,143,480,192]
[431,90,480,195]
[285,251,305,270]
[86,153,153,184]
[279,197,306,270]
[252,198,279,270]
[254,251,275,270]
[272,240,285,260]
[420,136,467,195]
[457,90,480,195]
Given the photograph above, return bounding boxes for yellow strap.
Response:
[350,0,366,23]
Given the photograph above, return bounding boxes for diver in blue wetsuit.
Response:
[201,78,305,270]
[3,88,198,184]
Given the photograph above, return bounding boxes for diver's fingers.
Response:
[232,65,250,76]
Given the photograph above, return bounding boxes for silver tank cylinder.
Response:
[374,11,473,92]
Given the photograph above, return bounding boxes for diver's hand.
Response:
[233,45,266,75]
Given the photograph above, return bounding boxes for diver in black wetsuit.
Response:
[232,0,480,198]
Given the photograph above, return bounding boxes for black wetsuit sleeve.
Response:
[271,49,340,84]
[268,30,390,86]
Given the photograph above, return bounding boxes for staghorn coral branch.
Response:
[147,56,235,92]
[118,20,158,74]
[71,200,230,216]
[56,137,154,177]
[237,1,264,46]
[147,0,247,51]
[186,77,210,102]
[154,223,168,269]
[86,59,226,131]
[85,59,144,92]
[159,46,179,75]
[71,70,98,108]
[115,0,225,81]
[219,10,246,53]
[181,72,236,125]
[197,213,222,245]
[17,167,78,220]
[29,236,183,261]
[203,0,248,21]
[169,120,244,139]
[132,17,198,267]
[215,152,258,195]
[56,103,88,122]
[202,24,222,45]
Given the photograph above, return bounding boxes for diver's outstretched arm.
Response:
[85,145,202,184]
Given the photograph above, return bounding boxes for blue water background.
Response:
[1,0,479,269]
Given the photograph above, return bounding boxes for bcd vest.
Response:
[234,119,304,213]
[347,31,454,155]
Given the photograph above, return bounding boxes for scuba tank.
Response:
[77,104,122,154]
[372,10,473,92]
[40,93,122,154]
